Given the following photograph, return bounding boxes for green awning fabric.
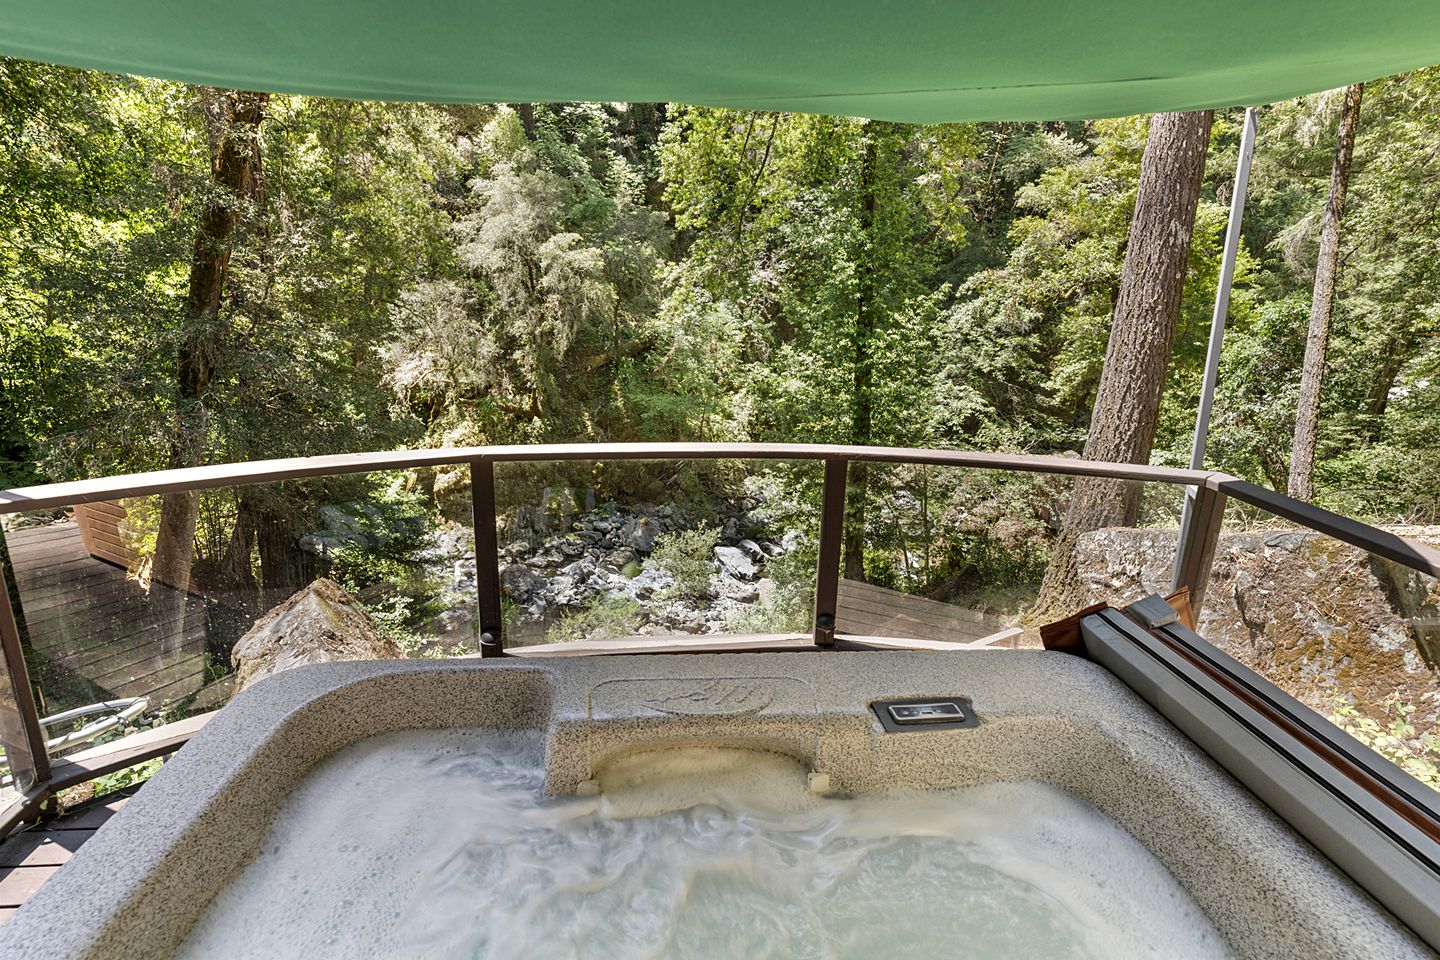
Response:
[4,1,1440,121]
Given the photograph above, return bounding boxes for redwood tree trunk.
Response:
[152,89,267,593]
[842,132,879,582]
[1288,83,1364,501]
[1031,110,1214,618]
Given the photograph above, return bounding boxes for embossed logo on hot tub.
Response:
[588,675,817,721]
[637,678,775,716]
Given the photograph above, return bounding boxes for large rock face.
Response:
[232,578,402,691]
[1072,526,1440,738]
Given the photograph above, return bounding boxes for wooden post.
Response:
[1172,481,1227,613]
[813,459,848,647]
[470,459,504,657]
[0,539,51,788]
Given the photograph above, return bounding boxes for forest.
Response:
[4,58,1440,649]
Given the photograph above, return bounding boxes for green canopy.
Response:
[3,1,1440,120]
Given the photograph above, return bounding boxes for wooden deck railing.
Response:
[3,442,1440,835]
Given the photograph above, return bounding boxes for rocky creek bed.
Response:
[407,494,812,648]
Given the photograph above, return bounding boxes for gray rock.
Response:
[716,576,759,604]
[714,545,758,580]
[623,516,659,553]
[232,579,400,692]
[738,539,766,561]
[607,548,640,571]
[428,605,475,639]
[499,562,543,600]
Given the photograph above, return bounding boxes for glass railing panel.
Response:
[0,639,36,807]
[838,463,1193,648]
[1,468,474,761]
[1196,500,1440,793]
[837,464,1065,647]
[492,459,821,648]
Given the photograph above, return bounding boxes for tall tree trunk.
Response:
[256,502,318,609]
[1363,331,1408,433]
[512,103,537,140]
[151,89,267,594]
[842,132,879,582]
[1031,110,1214,619]
[1289,83,1364,501]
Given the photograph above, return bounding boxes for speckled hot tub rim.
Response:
[1,650,1433,960]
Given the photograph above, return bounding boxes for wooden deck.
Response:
[4,521,209,712]
[835,578,1012,645]
[0,791,134,924]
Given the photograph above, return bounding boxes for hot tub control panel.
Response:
[888,701,965,723]
[871,697,980,733]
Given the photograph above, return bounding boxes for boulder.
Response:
[232,578,401,692]
[499,562,544,600]
[738,539,766,561]
[1069,526,1440,741]
[623,516,659,553]
[714,545,758,580]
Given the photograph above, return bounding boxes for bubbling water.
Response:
[173,729,1234,960]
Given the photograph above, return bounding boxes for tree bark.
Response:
[1288,83,1364,501]
[842,131,880,582]
[1031,110,1214,619]
[152,89,268,593]
[512,103,537,140]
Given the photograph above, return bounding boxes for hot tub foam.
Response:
[1,651,1434,960]
[172,733,1233,959]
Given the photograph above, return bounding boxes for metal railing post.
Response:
[812,459,848,647]
[0,537,51,788]
[1171,479,1227,613]
[470,459,504,657]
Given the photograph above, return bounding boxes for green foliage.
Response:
[7,57,1440,666]
[545,594,643,644]
[91,757,165,800]
[1329,698,1440,789]
[646,524,720,600]
[725,545,815,634]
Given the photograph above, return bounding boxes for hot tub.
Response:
[1,651,1433,959]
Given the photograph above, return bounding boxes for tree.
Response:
[1288,83,1364,501]
[152,89,268,591]
[660,111,977,580]
[386,105,670,447]
[1032,110,1214,617]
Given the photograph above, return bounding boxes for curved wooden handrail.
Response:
[3,441,1440,835]
[0,442,1214,514]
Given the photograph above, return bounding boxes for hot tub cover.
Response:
[2,1,1440,120]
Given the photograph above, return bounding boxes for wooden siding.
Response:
[71,501,135,572]
[835,578,1014,646]
[4,522,207,712]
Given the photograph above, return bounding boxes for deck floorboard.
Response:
[4,522,210,710]
[0,792,133,923]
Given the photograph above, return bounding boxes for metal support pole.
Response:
[470,459,504,657]
[0,540,51,787]
[1172,482,1228,611]
[1174,106,1258,597]
[813,459,848,647]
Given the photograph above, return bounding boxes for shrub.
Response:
[546,594,643,644]
[646,524,720,600]
[726,544,815,634]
